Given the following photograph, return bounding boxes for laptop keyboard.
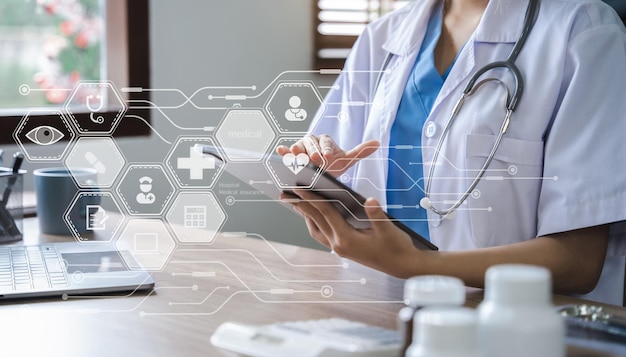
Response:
[0,245,68,292]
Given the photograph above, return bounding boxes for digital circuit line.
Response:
[143,261,400,317]
[125,114,172,144]
[124,69,370,110]
[169,285,231,306]
[241,232,347,269]
[127,99,222,128]
[171,250,361,283]
[209,231,345,268]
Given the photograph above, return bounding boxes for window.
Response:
[0,0,150,144]
[314,0,625,70]
[313,0,408,69]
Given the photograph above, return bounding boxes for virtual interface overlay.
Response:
[9,68,546,316]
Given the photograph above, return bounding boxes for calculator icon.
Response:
[184,205,207,228]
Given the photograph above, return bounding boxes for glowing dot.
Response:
[342,262,349,269]
[225,196,235,206]
[62,294,68,301]
[553,176,558,181]
[337,111,348,122]
[168,302,172,306]
[192,284,198,291]
[251,85,257,91]
[19,84,30,95]
[340,174,350,183]
[332,84,340,90]
[360,278,367,284]
[139,311,146,317]
[508,165,518,175]
[487,207,493,212]
[320,285,333,298]
[472,190,481,199]
[208,95,213,100]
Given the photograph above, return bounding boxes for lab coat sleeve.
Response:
[308,24,381,187]
[537,20,626,256]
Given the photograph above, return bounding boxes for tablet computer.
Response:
[198,145,437,251]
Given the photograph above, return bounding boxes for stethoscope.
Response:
[376,0,540,218]
[289,108,306,120]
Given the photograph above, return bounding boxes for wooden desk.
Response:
[1,218,624,357]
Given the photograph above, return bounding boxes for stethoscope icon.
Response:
[86,94,105,124]
[289,109,306,120]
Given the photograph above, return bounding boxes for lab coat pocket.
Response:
[463,133,544,248]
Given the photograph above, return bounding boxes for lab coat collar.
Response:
[474,0,531,44]
[382,0,530,56]
[382,0,437,56]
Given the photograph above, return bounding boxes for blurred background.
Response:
[0,0,624,250]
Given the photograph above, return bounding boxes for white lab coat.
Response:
[310,0,626,305]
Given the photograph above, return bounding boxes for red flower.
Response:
[60,21,75,36]
[43,4,56,14]
[74,32,89,49]
[70,70,81,83]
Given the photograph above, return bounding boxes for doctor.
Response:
[278,0,626,305]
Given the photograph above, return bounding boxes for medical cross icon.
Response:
[177,146,215,180]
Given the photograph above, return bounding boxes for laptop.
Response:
[0,242,154,300]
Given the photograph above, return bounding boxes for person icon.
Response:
[284,96,307,121]
[136,176,156,204]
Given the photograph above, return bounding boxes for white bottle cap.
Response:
[404,275,465,307]
[484,264,551,306]
[410,307,480,356]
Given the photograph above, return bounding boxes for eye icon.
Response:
[25,126,65,145]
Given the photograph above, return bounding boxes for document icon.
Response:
[86,205,109,231]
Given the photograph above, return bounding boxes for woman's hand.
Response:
[276,135,380,177]
[283,189,424,278]
[283,191,609,294]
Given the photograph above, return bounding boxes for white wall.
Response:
[143,0,328,250]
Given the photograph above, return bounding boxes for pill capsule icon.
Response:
[85,151,107,174]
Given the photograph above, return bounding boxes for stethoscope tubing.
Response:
[372,0,540,218]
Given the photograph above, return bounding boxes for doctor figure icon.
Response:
[136,176,156,204]
[284,96,307,121]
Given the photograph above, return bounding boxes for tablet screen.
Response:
[199,144,437,251]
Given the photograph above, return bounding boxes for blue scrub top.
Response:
[386,3,454,241]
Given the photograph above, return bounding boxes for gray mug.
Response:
[34,167,99,235]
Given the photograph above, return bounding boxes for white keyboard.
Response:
[0,245,67,293]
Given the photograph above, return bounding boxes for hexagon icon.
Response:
[63,191,125,243]
[64,137,126,188]
[116,218,176,271]
[165,137,224,188]
[13,109,76,161]
[215,109,275,162]
[116,164,175,216]
[64,81,126,135]
[265,82,325,134]
[165,191,226,243]
[265,137,326,189]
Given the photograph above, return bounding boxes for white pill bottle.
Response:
[477,264,565,357]
[406,307,483,357]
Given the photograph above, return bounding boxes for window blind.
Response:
[313,0,409,69]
